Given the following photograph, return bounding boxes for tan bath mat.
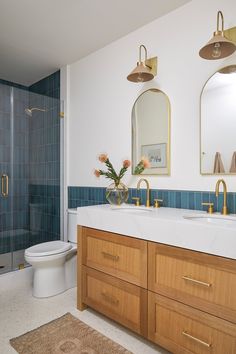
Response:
[10,312,132,354]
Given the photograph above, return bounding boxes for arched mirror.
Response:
[200,65,236,175]
[132,88,171,175]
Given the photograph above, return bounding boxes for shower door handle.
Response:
[1,174,9,197]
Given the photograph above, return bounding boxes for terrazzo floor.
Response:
[0,279,169,354]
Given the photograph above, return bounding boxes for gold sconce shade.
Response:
[127,45,157,82]
[218,64,236,74]
[199,11,236,60]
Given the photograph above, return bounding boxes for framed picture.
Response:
[141,143,167,168]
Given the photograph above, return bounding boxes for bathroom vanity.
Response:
[77,205,236,354]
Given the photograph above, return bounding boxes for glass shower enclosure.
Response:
[0,83,62,274]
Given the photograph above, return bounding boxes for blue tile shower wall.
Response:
[0,71,60,257]
[68,186,236,214]
[0,84,12,234]
[29,71,60,99]
[0,84,30,256]
[13,87,30,231]
[28,71,60,243]
[0,78,28,91]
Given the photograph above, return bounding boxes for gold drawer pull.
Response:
[182,331,211,348]
[1,174,9,197]
[101,251,119,261]
[101,291,119,305]
[182,275,212,287]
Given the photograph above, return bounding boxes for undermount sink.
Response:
[183,214,236,226]
[111,205,153,213]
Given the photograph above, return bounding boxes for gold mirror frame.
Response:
[200,64,236,175]
[132,88,171,175]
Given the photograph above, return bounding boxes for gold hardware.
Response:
[201,202,214,214]
[145,56,157,77]
[132,197,140,206]
[199,11,236,60]
[182,275,212,288]
[127,44,157,82]
[182,331,211,348]
[224,26,236,45]
[137,178,150,207]
[101,291,119,305]
[25,107,46,116]
[131,88,171,176]
[154,199,163,208]
[18,264,25,270]
[215,179,228,215]
[1,174,9,197]
[101,251,119,262]
[60,112,64,118]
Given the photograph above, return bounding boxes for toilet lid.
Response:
[25,241,72,257]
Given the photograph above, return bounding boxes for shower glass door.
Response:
[0,84,13,273]
[0,83,62,275]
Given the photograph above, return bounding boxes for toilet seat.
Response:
[25,241,72,257]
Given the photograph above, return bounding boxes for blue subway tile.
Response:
[188,192,194,210]
[194,192,201,210]
[68,186,236,215]
[176,192,181,208]
[169,191,176,208]
[181,192,188,209]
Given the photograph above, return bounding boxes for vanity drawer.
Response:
[148,242,236,323]
[148,292,236,354]
[81,227,147,287]
[82,266,147,336]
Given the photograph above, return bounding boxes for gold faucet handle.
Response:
[132,197,140,206]
[202,202,214,214]
[154,199,163,208]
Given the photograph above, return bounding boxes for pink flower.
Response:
[98,154,108,163]
[123,159,131,168]
[141,157,150,168]
[94,169,101,177]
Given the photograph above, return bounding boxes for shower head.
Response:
[25,107,46,116]
[25,108,33,116]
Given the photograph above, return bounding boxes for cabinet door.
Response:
[148,242,236,323]
[81,227,147,287]
[82,266,148,336]
[148,292,236,354]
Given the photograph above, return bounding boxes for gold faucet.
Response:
[215,179,228,215]
[137,178,150,207]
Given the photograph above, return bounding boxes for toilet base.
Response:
[33,263,67,298]
[25,245,77,298]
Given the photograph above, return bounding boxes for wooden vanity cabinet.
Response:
[80,226,147,287]
[148,292,236,354]
[82,266,147,335]
[148,242,236,324]
[77,226,148,336]
[77,226,236,353]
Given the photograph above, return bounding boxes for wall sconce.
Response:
[127,45,157,82]
[199,11,236,60]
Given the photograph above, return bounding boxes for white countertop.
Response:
[77,204,236,260]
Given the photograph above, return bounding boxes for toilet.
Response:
[24,209,77,298]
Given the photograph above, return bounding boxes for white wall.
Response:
[66,0,236,192]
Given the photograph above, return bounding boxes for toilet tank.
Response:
[67,209,77,243]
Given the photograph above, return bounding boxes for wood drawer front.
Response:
[82,266,147,336]
[82,227,147,287]
[148,292,236,354]
[148,242,236,323]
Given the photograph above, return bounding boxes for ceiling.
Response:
[0,0,192,86]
